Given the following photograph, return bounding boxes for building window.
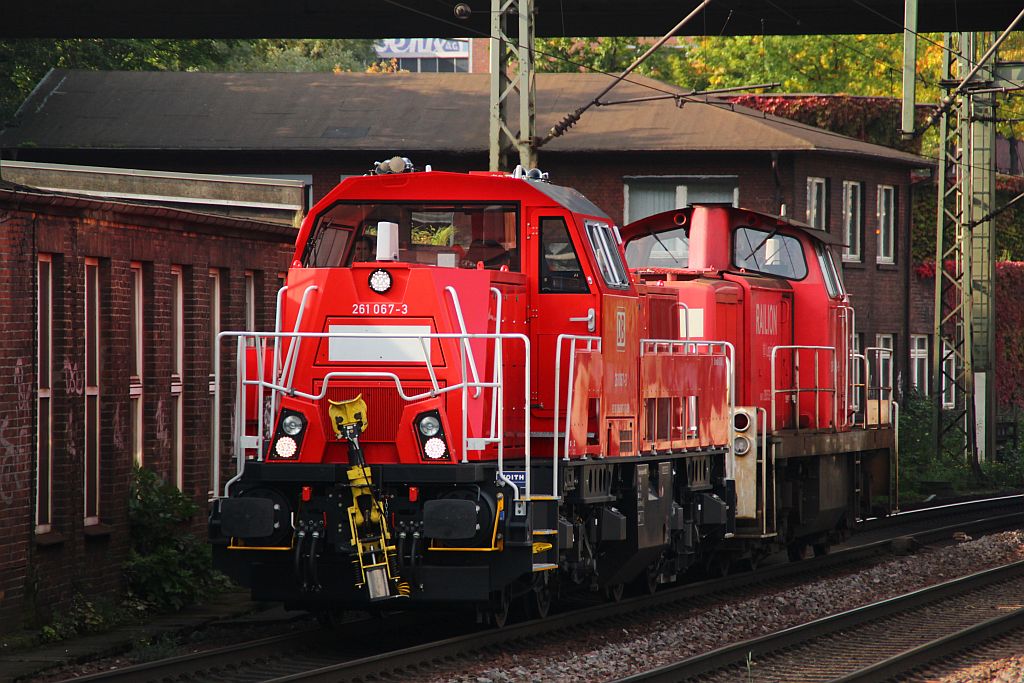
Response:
[877,185,896,264]
[874,333,894,395]
[37,255,53,533]
[942,341,956,409]
[806,177,829,230]
[209,268,222,492]
[84,258,101,525]
[170,266,184,489]
[624,176,738,223]
[842,181,863,261]
[910,334,929,396]
[130,263,144,466]
[208,269,221,383]
[244,270,256,346]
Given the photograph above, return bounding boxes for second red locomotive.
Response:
[209,161,896,624]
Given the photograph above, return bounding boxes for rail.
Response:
[212,329,531,500]
[770,345,837,433]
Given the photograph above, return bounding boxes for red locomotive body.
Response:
[209,165,895,622]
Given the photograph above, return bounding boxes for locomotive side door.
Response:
[527,210,601,451]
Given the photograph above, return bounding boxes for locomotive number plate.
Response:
[351,302,409,315]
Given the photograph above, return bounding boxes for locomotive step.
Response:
[532,528,558,536]
[531,562,559,572]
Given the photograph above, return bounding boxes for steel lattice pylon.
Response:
[932,32,997,465]
[489,0,536,171]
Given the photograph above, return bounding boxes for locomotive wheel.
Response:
[813,541,831,557]
[527,577,553,620]
[603,582,625,602]
[787,541,808,562]
[638,563,659,595]
[481,588,511,628]
[706,554,731,577]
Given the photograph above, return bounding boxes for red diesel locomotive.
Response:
[208,160,896,624]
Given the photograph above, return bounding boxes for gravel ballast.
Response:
[428,531,1024,683]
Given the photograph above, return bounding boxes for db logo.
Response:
[616,309,627,349]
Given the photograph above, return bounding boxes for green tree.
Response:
[217,39,376,73]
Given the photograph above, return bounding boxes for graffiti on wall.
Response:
[63,358,84,396]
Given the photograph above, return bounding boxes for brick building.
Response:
[0,69,934,398]
[0,178,295,629]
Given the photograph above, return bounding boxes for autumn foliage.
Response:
[995,262,1024,409]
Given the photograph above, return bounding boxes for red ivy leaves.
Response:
[995,262,1024,409]
[728,94,923,153]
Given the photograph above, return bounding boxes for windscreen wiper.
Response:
[651,231,680,265]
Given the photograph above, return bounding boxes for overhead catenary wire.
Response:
[378,0,1015,180]
[917,6,1024,137]
[536,0,713,148]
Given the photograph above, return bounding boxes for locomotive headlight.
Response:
[368,268,393,294]
[275,436,298,458]
[417,414,441,437]
[733,411,751,433]
[281,414,305,436]
[733,435,752,456]
[423,437,447,460]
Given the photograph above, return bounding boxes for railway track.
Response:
[51,498,1022,683]
[615,560,1024,683]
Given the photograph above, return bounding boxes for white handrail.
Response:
[553,334,602,485]
[638,338,735,477]
[444,286,482,399]
[216,329,531,499]
[677,302,690,340]
[757,406,771,535]
[281,285,319,391]
[488,287,503,446]
[769,345,837,432]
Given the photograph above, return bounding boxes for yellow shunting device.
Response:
[327,394,409,600]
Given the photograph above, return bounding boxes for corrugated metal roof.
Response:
[0,69,927,165]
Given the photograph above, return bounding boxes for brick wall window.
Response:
[623,176,738,223]
[842,181,863,261]
[911,334,929,395]
[130,263,144,466]
[877,185,896,264]
[84,258,101,525]
[209,268,222,492]
[36,255,53,533]
[806,177,829,230]
[170,265,184,489]
[244,270,256,346]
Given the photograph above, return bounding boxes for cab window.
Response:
[301,201,519,270]
[625,226,689,269]
[540,217,588,293]
[816,242,845,298]
[585,221,630,289]
[733,226,807,279]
